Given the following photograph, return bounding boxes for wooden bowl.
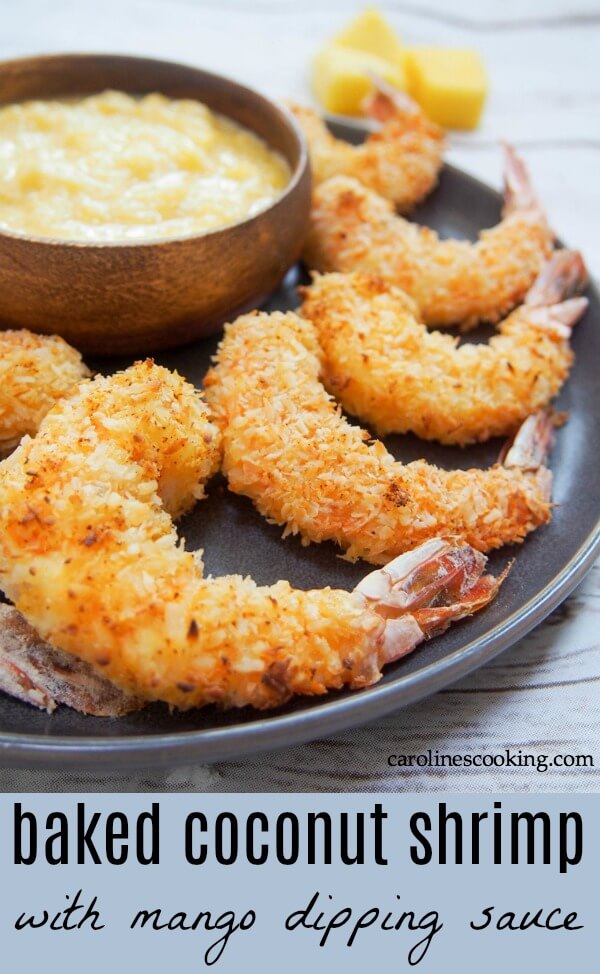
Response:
[0,53,311,355]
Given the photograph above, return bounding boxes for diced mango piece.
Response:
[312,45,407,117]
[405,47,487,130]
[334,8,406,73]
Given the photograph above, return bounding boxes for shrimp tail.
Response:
[499,410,556,504]
[502,143,546,220]
[355,539,506,664]
[362,79,421,122]
[546,296,589,329]
[526,249,588,306]
[522,251,589,337]
[0,603,143,716]
[525,296,589,339]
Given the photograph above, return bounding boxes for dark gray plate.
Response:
[1,151,599,769]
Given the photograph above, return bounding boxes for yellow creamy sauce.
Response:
[0,90,291,241]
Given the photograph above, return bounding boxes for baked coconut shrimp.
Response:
[290,86,445,212]
[0,330,89,455]
[0,361,503,711]
[300,252,588,445]
[304,146,554,328]
[205,311,554,565]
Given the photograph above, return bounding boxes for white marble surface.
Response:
[0,0,598,792]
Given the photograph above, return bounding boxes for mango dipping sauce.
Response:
[0,90,291,242]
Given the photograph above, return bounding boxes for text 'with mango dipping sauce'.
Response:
[0,90,291,242]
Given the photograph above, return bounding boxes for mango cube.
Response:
[405,47,487,130]
[312,45,407,117]
[334,8,406,73]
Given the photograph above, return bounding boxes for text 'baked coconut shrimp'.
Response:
[0,330,89,455]
[304,146,554,328]
[290,86,445,212]
[0,360,503,711]
[205,311,553,565]
[300,252,588,445]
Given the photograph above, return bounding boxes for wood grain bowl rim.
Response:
[0,51,310,250]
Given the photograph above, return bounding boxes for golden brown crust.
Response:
[290,92,445,212]
[0,330,89,453]
[300,270,583,445]
[0,361,388,710]
[303,174,554,328]
[205,310,552,564]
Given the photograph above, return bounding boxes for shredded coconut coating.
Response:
[290,89,444,213]
[303,175,554,327]
[0,330,89,454]
[0,360,395,710]
[205,311,552,564]
[301,271,585,445]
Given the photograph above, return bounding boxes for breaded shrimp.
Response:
[303,146,554,328]
[290,86,445,212]
[0,330,89,455]
[300,253,588,445]
[205,311,553,564]
[0,361,502,710]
